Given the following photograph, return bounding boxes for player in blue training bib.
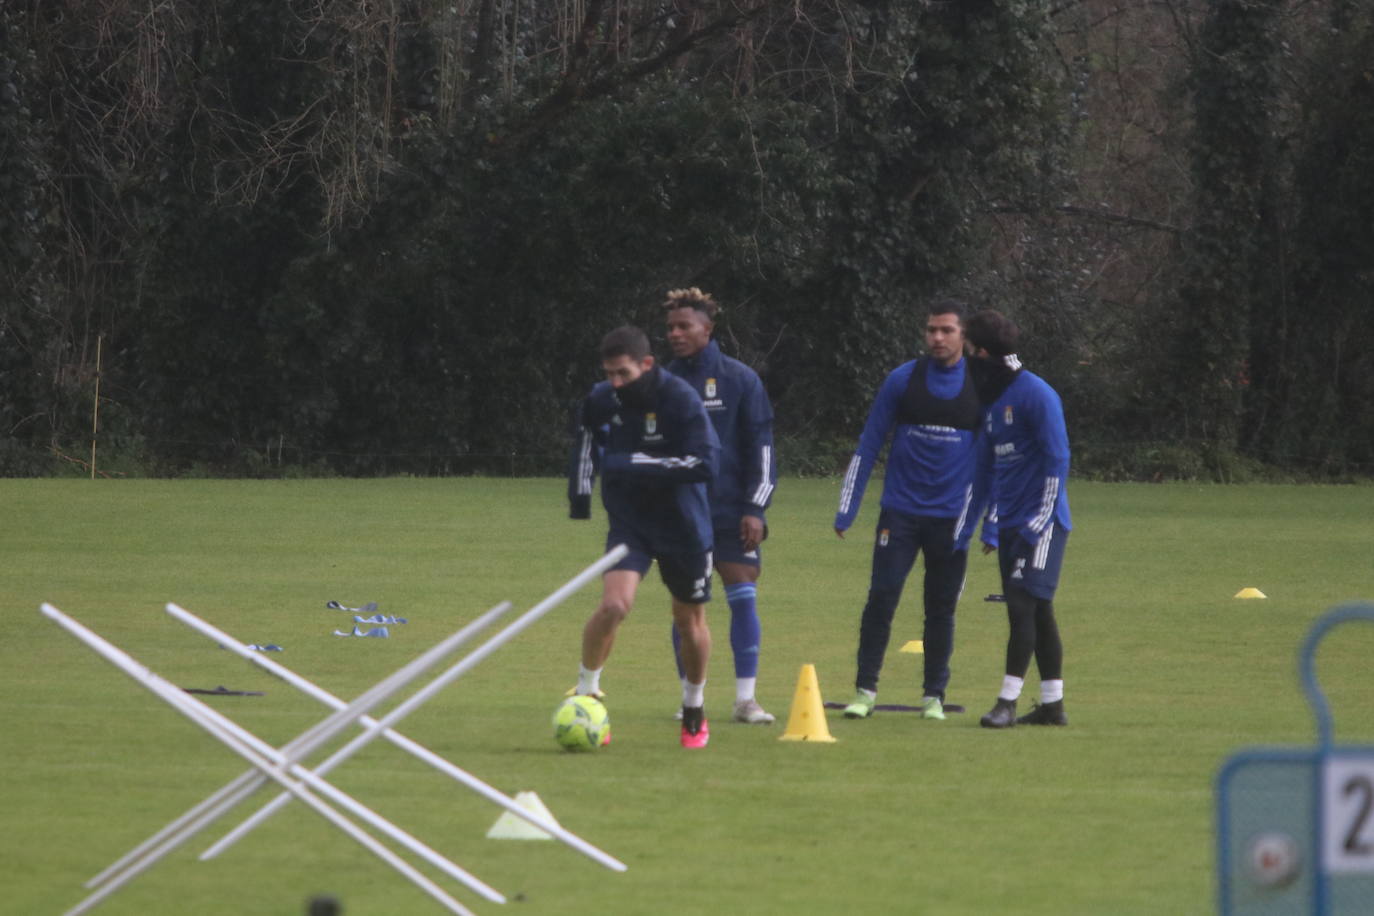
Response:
[833,299,992,723]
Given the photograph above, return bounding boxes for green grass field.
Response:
[4,478,1372,915]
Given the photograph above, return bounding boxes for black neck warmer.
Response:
[615,365,662,409]
[967,353,1023,405]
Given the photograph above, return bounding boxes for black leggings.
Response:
[1004,586,1063,681]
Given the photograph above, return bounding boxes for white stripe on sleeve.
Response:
[751,445,774,506]
[1032,523,1054,570]
[1029,476,1058,533]
[630,452,702,470]
[577,431,594,495]
[837,454,862,515]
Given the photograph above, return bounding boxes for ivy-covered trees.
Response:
[2,0,1070,475]
[2,0,1371,478]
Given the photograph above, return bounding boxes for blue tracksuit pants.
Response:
[854,509,967,700]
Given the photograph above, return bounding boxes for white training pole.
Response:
[82,600,512,891]
[81,601,515,902]
[172,545,629,871]
[202,544,630,861]
[41,604,483,916]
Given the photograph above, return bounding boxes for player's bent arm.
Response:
[602,449,715,483]
[739,377,778,512]
[835,368,903,529]
[566,419,600,519]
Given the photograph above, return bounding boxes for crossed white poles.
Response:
[42,544,629,916]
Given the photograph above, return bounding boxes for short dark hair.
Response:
[928,298,969,324]
[964,309,1020,356]
[599,326,651,362]
[662,287,719,321]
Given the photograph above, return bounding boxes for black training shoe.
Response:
[980,698,1017,729]
[1016,700,1068,726]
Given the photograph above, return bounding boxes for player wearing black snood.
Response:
[957,309,1073,729]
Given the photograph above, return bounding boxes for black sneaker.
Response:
[1016,700,1067,726]
[979,698,1017,729]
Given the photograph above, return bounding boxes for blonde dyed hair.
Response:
[663,287,719,320]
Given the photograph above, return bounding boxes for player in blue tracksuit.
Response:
[567,326,720,748]
[833,300,987,722]
[662,287,779,725]
[956,309,1073,728]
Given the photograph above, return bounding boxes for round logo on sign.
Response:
[1246,831,1301,888]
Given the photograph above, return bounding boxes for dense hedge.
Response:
[1,1,1371,479]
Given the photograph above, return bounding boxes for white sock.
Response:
[578,665,602,696]
[999,675,1024,702]
[682,680,706,708]
[858,687,876,700]
[1041,679,1064,703]
[735,676,756,704]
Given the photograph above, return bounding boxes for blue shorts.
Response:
[711,524,764,568]
[606,532,713,605]
[998,523,1069,600]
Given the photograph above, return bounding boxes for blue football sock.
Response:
[726,582,761,679]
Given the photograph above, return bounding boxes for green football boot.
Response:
[842,690,876,719]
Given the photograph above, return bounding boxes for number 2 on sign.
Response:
[1323,757,1374,872]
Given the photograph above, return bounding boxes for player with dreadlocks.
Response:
[662,288,779,725]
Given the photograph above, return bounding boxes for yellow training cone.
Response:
[1234,587,1267,599]
[779,663,837,743]
[899,640,924,654]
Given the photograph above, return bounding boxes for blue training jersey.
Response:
[956,366,1072,550]
[665,339,777,530]
[567,367,720,555]
[835,357,979,530]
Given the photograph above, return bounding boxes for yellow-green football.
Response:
[553,695,610,751]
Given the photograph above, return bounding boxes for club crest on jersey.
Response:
[879,529,890,547]
[701,377,723,410]
[1003,405,1014,425]
[642,412,664,442]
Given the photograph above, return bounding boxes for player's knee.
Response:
[596,596,632,624]
[671,604,706,632]
[924,599,957,621]
[867,585,903,610]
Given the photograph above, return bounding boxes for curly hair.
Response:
[662,287,719,321]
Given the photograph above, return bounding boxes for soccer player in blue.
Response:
[567,326,721,748]
[833,299,984,722]
[662,287,778,725]
[957,309,1073,728]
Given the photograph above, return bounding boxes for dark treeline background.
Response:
[2,0,1371,480]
